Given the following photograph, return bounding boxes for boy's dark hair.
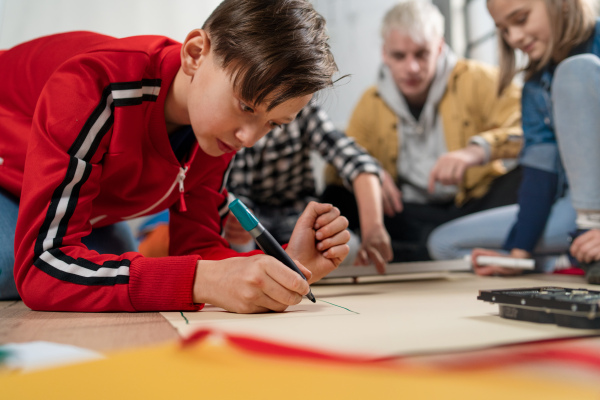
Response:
[203,0,338,110]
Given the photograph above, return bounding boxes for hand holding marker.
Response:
[228,198,316,303]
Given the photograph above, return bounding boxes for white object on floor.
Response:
[470,255,535,270]
[0,341,103,372]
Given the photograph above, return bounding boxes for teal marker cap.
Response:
[228,198,259,231]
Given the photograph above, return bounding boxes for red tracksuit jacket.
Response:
[0,31,243,312]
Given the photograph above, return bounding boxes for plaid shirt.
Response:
[228,103,382,212]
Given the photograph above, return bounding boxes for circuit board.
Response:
[477,287,600,329]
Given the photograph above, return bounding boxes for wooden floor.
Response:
[0,301,179,352]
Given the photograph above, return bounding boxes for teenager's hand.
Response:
[381,170,403,217]
[428,144,486,192]
[193,256,312,313]
[223,211,253,246]
[570,229,600,264]
[286,202,350,283]
[471,248,527,276]
[355,224,393,274]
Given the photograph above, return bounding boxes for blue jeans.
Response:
[427,193,576,272]
[553,54,600,212]
[0,189,137,300]
[0,189,19,299]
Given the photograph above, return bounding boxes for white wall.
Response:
[0,0,221,48]
[312,0,398,130]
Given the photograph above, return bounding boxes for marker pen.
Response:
[228,198,316,303]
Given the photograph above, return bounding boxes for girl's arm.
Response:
[503,166,558,254]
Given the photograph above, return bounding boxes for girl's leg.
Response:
[553,54,600,282]
[553,54,600,214]
[427,204,518,261]
[427,195,576,272]
[0,189,20,300]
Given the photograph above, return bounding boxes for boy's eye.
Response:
[269,121,282,129]
[391,52,405,61]
[240,101,255,113]
[416,50,429,60]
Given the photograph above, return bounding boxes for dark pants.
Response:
[321,166,522,262]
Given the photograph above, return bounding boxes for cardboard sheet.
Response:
[162,272,600,358]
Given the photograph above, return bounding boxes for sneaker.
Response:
[569,229,600,285]
[583,262,600,284]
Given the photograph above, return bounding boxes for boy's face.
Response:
[487,0,551,62]
[186,50,311,157]
[382,29,443,106]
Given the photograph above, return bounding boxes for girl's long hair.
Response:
[495,0,596,95]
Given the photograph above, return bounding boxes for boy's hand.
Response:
[570,229,600,264]
[286,201,350,283]
[224,210,253,246]
[193,256,312,313]
[382,171,403,217]
[428,145,485,192]
[471,248,526,276]
[355,224,393,274]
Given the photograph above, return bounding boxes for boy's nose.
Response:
[236,125,266,148]
[406,57,420,73]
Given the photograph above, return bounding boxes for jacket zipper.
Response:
[122,143,199,220]
[121,170,186,221]
[177,143,199,212]
[178,166,189,212]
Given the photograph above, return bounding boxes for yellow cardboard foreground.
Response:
[162,273,600,358]
[1,334,599,399]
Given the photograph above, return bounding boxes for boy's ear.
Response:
[181,29,211,75]
[381,44,390,66]
[436,37,445,55]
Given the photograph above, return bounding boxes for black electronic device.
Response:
[477,287,600,329]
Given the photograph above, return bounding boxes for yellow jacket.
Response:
[325,59,523,206]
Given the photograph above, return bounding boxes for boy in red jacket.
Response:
[0,0,349,313]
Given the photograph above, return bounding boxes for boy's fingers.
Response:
[365,247,387,274]
[323,243,350,261]
[427,169,437,193]
[315,215,349,241]
[264,260,309,296]
[383,197,395,217]
[317,229,351,251]
[252,277,303,312]
[354,249,369,265]
[313,205,341,229]
[297,201,333,230]
[295,261,313,281]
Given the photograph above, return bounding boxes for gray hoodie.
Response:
[377,44,458,204]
